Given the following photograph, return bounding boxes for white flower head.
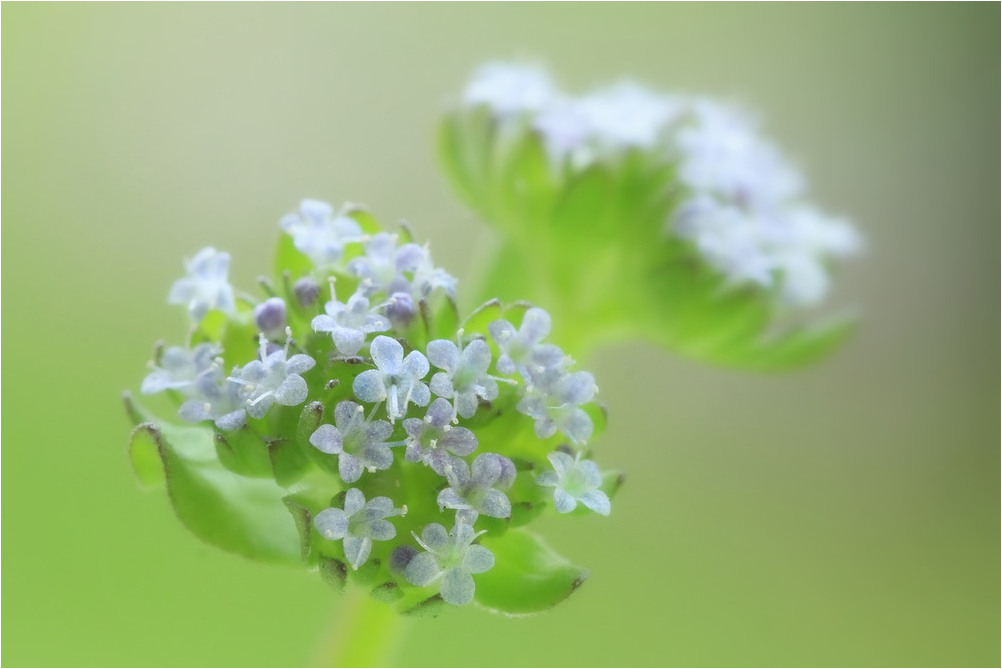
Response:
[313,488,403,570]
[575,81,682,153]
[536,451,610,516]
[463,61,555,119]
[517,369,597,445]
[352,335,431,421]
[177,365,247,431]
[167,247,237,322]
[280,199,364,268]
[404,522,495,606]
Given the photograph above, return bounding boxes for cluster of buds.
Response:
[441,62,862,368]
[127,200,620,614]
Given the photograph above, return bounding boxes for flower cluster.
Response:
[460,62,861,307]
[132,199,616,613]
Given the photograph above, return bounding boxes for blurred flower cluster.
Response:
[127,200,619,614]
[442,62,862,367]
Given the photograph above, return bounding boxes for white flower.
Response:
[427,337,499,419]
[402,398,478,475]
[141,343,220,395]
[536,451,610,516]
[280,199,363,268]
[575,82,682,153]
[167,247,236,322]
[437,453,516,520]
[229,337,315,419]
[313,488,403,570]
[352,335,430,421]
[311,289,390,356]
[309,400,396,483]
[463,62,555,119]
[404,522,495,606]
[517,369,597,445]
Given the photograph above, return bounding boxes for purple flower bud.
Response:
[293,277,320,307]
[385,291,416,328]
[254,297,287,336]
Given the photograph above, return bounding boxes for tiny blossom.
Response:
[347,233,425,297]
[280,199,363,268]
[167,247,236,322]
[518,369,597,445]
[311,288,390,356]
[427,337,499,419]
[253,297,287,338]
[177,366,247,431]
[229,336,316,420]
[353,335,430,421]
[309,400,396,483]
[403,398,478,475]
[463,61,555,119]
[536,451,610,516]
[488,307,556,378]
[384,291,416,329]
[404,522,495,606]
[574,82,682,153]
[313,488,403,570]
[141,343,220,395]
[408,245,457,301]
[437,453,516,520]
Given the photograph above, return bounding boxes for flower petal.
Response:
[440,568,476,606]
[309,424,343,454]
[352,370,386,403]
[313,508,349,540]
[404,552,441,587]
[463,544,495,574]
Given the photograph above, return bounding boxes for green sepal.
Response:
[319,556,348,591]
[128,423,167,489]
[126,416,301,565]
[267,437,312,487]
[474,528,588,615]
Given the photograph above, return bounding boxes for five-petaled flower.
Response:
[167,247,237,322]
[353,335,431,421]
[309,400,396,483]
[313,488,403,570]
[404,522,495,606]
[536,451,610,516]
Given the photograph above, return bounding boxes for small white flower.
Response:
[463,62,555,119]
[517,369,597,445]
[311,288,390,356]
[167,247,236,322]
[229,336,316,420]
[402,398,478,475]
[575,81,682,153]
[280,199,364,268]
[352,335,431,421]
[141,343,220,395]
[427,337,499,419]
[536,451,610,516]
[313,488,403,570]
[309,400,396,483]
[488,307,558,378]
[437,453,516,520]
[404,522,495,606]
[177,366,247,431]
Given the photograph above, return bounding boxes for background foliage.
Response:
[3,4,998,666]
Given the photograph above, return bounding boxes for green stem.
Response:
[312,589,410,668]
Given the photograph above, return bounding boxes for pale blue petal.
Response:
[352,370,386,402]
[309,424,343,454]
[442,427,477,456]
[344,488,366,514]
[429,373,455,399]
[520,308,551,342]
[440,568,476,606]
[313,508,349,540]
[552,488,577,513]
[535,471,559,487]
[274,374,308,406]
[369,336,403,372]
[580,459,603,487]
[425,398,455,427]
[404,552,441,587]
[426,339,459,372]
[178,399,213,423]
[403,351,430,379]
[579,489,611,516]
[368,519,397,541]
[420,523,449,551]
[463,545,495,574]
[332,327,365,355]
[547,451,575,476]
[479,489,511,519]
[285,354,316,375]
[462,339,493,373]
[471,453,502,485]
[334,401,363,430]
[410,382,431,407]
[437,488,467,511]
[343,535,371,570]
[338,454,364,483]
[561,408,594,444]
[215,410,246,431]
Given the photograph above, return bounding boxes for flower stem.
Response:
[312,588,410,668]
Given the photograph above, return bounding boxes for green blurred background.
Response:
[3,4,998,667]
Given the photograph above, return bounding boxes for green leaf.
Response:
[128,424,166,489]
[474,528,588,615]
[274,232,314,283]
[731,317,857,371]
[128,417,302,565]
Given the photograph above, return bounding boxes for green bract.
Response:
[126,200,620,616]
[440,63,861,369]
